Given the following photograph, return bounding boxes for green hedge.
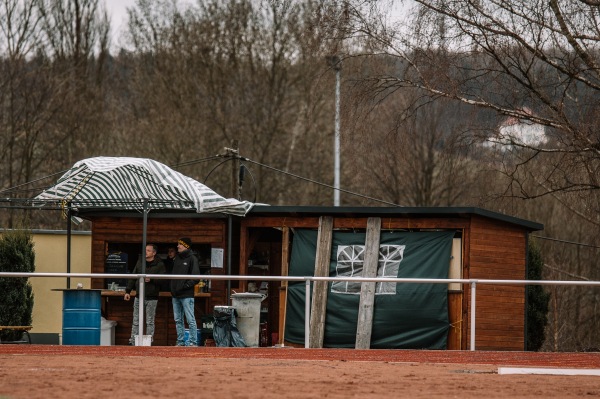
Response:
[526,239,549,351]
[0,230,35,341]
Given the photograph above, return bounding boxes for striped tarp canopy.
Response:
[34,157,254,216]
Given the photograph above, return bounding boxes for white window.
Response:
[332,245,405,295]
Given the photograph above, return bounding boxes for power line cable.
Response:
[543,263,590,281]
[241,157,401,207]
[0,169,68,195]
[239,162,257,203]
[532,235,600,250]
[171,155,222,169]
[203,158,233,184]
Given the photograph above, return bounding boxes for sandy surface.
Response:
[1,346,600,398]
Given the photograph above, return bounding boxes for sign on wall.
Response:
[105,251,128,289]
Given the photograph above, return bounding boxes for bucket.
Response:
[135,334,152,346]
[100,318,117,346]
[61,289,101,345]
[231,293,265,347]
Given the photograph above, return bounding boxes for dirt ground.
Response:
[1,346,600,398]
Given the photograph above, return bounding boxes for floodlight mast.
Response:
[326,55,342,207]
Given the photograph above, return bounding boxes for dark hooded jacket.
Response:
[170,249,200,298]
[126,256,166,299]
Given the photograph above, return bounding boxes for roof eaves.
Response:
[246,205,544,231]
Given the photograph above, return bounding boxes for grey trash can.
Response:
[231,293,265,347]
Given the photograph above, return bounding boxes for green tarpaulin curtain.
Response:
[285,230,455,349]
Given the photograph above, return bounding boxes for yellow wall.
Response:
[29,231,92,333]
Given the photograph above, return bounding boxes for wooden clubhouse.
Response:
[32,157,542,349]
[78,205,543,350]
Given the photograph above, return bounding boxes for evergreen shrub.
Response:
[0,230,35,341]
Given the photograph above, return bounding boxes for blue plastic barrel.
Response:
[61,289,101,345]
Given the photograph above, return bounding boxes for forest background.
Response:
[1,0,599,352]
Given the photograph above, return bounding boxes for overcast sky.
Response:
[102,0,412,49]
[104,0,133,25]
[104,0,134,33]
[103,0,412,27]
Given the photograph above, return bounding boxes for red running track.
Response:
[1,345,599,368]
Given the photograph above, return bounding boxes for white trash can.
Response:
[134,334,152,346]
[231,293,265,347]
[100,317,117,346]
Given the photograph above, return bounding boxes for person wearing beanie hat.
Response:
[170,237,200,346]
[178,237,192,249]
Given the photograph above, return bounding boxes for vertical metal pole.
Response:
[138,200,149,344]
[230,139,239,199]
[137,277,145,345]
[66,202,72,289]
[470,280,477,351]
[524,234,530,351]
[327,55,342,207]
[333,63,341,206]
[305,278,311,348]
[227,215,232,302]
[227,140,238,303]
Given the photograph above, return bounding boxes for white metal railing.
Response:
[3,271,600,350]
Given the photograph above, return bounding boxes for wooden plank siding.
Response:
[90,216,227,274]
[466,215,527,351]
[241,216,470,231]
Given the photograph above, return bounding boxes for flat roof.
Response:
[73,205,543,231]
[247,206,544,231]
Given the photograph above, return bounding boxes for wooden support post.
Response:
[278,226,290,345]
[229,139,240,199]
[355,217,381,349]
[239,225,248,293]
[309,216,333,348]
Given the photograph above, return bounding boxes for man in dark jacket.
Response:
[170,237,200,346]
[124,243,166,345]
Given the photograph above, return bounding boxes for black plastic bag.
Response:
[212,306,246,347]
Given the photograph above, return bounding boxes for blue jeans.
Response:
[172,297,197,346]
[129,297,158,344]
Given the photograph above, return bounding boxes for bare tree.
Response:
[336,0,600,223]
[37,0,112,164]
[314,1,600,352]
[0,0,57,227]
[0,0,112,228]
[342,73,480,206]
[122,0,349,204]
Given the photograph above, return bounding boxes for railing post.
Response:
[138,199,149,344]
[470,280,477,351]
[138,276,145,344]
[305,278,311,348]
